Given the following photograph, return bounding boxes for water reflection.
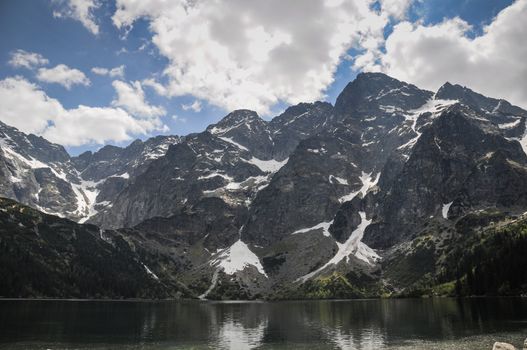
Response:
[215,318,267,349]
[0,298,526,349]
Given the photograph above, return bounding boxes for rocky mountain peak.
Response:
[91,144,123,161]
[207,109,264,135]
[435,82,485,106]
[435,82,504,113]
[0,120,70,164]
[269,101,334,160]
[270,102,332,128]
[206,109,273,159]
[334,72,433,119]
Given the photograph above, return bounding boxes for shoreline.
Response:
[0,295,526,303]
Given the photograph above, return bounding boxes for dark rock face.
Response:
[241,132,363,246]
[33,168,78,214]
[94,103,337,230]
[269,101,334,160]
[2,72,527,299]
[72,136,181,181]
[330,199,362,244]
[365,105,527,248]
[436,82,526,139]
[92,131,268,229]
[133,197,245,251]
[206,109,274,159]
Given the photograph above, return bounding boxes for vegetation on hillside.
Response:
[0,198,189,299]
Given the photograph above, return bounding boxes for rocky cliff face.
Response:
[0,120,180,223]
[365,104,527,249]
[2,72,527,299]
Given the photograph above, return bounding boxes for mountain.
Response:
[0,197,190,299]
[0,120,179,223]
[1,72,527,299]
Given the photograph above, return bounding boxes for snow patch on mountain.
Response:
[111,172,130,179]
[225,175,268,190]
[329,175,348,185]
[292,221,333,237]
[283,111,309,126]
[203,176,268,195]
[211,239,267,277]
[379,105,404,114]
[244,157,288,173]
[142,137,180,161]
[298,211,379,282]
[339,172,380,203]
[218,136,249,151]
[0,137,49,170]
[141,262,159,280]
[198,172,234,181]
[75,179,102,223]
[398,98,459,152]
[307,147,327,154]
[412,98,459,117]
[442,201,453,219]
[199,268,220,300]
[498,119,521,129]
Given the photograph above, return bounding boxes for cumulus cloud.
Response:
[111,0,397,114]
[0,76,166,146]
[363,0,527,108]
[379,0,413,19]
[0,77,62,134]
[112,80,166,117]
[181,100,202,113]
[142,78,168,96]
[52,0,101,35]
[8,49,49,69]
[37,64,91,89]
[42,106,162,146]
[91,65,125,78]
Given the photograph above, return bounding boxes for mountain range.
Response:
[1,72,527,299]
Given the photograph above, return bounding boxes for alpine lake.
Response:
[0,297,526,349]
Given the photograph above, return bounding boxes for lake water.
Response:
[0,298,526,349]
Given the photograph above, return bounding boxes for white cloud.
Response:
[42,105,162,146]
[365,0,527,108]
[0,77,62,134]
[53,0,101,35]
[37,64,91,89]
[111,0,393,114]
[112,80,166,117]
[181,100,202,113]
[8,49,49,69]
[91,65,125,78]
[142,78,168,96]
[379,0,412,19]
[172,114,187,123]
[0,76,166,146]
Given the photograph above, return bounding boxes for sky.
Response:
[0,0,524,155]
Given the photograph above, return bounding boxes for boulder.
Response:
[493,342,516,350]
